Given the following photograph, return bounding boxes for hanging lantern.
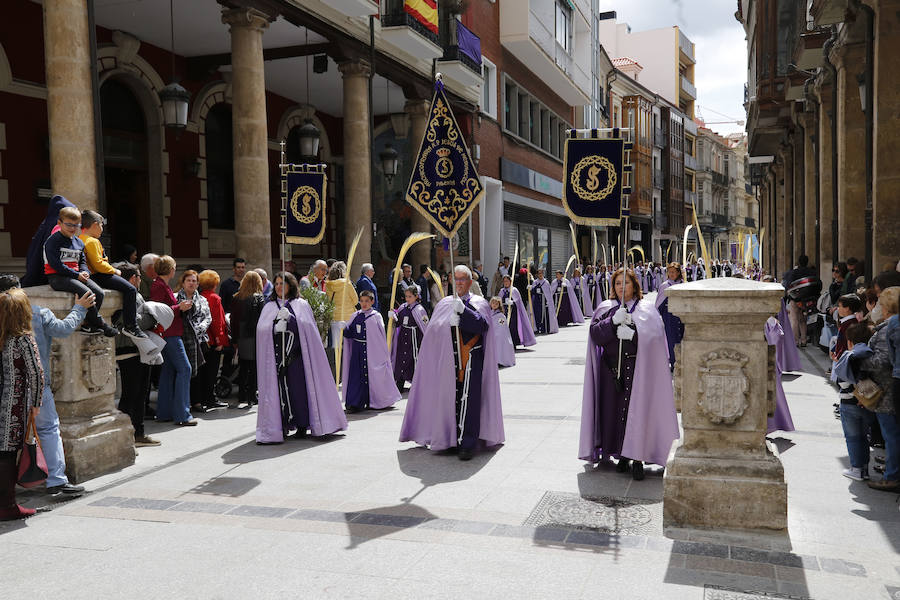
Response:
[298,118,321,162]
[379,143,400,185]
[159,82,190,130]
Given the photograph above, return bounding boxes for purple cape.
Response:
[580,299,680,465]
[595,273,610,306]
[501,286,537,346]
[572,276,593,318]
[550,278,585,323]
[776,299,802,372]
[400,295,505,451]
[390,302,430,371]
[766,318,796,433]
[492,309,516,367]
[256,298,348,442]
[531,278,560,333]
[342,309,401,409]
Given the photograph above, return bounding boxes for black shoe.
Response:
[632,461,645,481]
[191,404,208,414]
[204,401,228,409]
[615,458,630,473]
[80,325,101,335]
[345,406,361,414]
[294,429,308,439]
[123,325,148,339]
[47,483,85,495]
[99,323,118,338]
[458,447,474,461]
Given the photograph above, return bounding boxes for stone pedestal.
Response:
[340,60,373,269]
[663,278,787,530]
[25,286,134,483]
[223,7,273,271]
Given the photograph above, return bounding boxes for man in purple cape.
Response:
[530,269,559,334]
[499,275,536,349]
[342,290,401,412]
[656,263,686,370]
[571,269,592,318]
[765,316,796,433]
[390,286,430,391]
[580,268,679,480]
[551,271,584,326]
[400,265,504,460]
[256,281,348,444]
[776,298,803,372]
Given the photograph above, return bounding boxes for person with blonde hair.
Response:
[325,260,359,362]
[0,288,44,520]
[230,271,265,408]
[198,270,229,410]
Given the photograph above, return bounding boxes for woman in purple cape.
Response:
[490,297,516,367]
[530,269,559,334]
[580,268,679,480]
[390,285,430,391]
[551,270,584,326]
[655,262,686,371]
[571,268,592,318]
[776,298,803,372]
[341,290,401,413]
[765,315,796,433]
[256,273,348,444]
[499,275,536,349]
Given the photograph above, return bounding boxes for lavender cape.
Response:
[492,310,516,367]
[390,302,430,370]
[342,310,401,409]
[256,298,348,442]
[776,298,802,372]
[531,279,560,333]
[550,279,585,323]
[580,299,680,465]
[595,273,610,306]
[766,318,796,433]
[573,276,592,317]
[400,295,505,451]
[501,286,537,347]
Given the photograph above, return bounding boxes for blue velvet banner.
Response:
[405,83,484,239]
[282,165,327,245]
[562,137,625,226]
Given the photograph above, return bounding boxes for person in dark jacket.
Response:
[230,271,264,409]
[21,194,76,287]
[356,263,379,312]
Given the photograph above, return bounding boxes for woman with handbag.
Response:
[0,288,44,520]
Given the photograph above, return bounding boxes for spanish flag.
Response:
[404,0,438,34]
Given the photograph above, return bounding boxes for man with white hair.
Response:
[139,253,159,300]
[300,259,327,292]
[254,267,272,298]
[400,265,504,461]
[356,263,379,312]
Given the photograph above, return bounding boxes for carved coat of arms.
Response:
[697,349,750,425]
[81,335,112,393]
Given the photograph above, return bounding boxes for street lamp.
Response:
[857,71,866,113]
[159,82,190,130]
[379,143,399,185]
[298,118,321,163]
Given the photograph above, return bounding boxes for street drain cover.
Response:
[523,491,661,535]
[703,585,811,600]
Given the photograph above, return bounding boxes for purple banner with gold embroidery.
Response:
[405,81,484,239]
[282,163,327,245]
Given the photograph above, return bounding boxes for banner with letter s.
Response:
[282,163,327,245]
[563,135,630,226]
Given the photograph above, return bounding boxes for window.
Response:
[555,1,571,53]
[481,57,497,119]
[501,75,571,161]
[505,81,517,131]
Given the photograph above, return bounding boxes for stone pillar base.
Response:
[664,446,787,530]
[61,412,135,484]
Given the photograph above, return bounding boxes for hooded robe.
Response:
[342,309,401,410]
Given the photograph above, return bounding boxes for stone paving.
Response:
[2,317,899,599]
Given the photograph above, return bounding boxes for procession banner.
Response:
[282,163,327,245]
[406,80,484,239]
[563,135,629,226]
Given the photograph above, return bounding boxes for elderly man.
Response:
[400,265,504,461]
[139,253,159,301]
[472,261,489,295]
[301,259,328,292]
[254,268,273,298]
[356,263,379,312]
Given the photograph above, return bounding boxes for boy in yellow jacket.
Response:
[79,210,146,339]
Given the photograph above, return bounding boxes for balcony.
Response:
[654,128,666,148]
[633,195,652,216]
[381,1,443,61]
[499,0,590,106]
[329,0,379,17]
[713,213,728,227]
[684,153,698,172]
[678,28,695,64]
[438,19,483,90]
[680,75,696,101]
[653,169,664,190]
[712,171,728,187]
[745,216,756,228]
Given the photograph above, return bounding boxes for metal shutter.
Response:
[504,222,518,258]
[550,228,569,272]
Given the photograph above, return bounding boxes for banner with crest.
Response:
[281,163,327,245]
[562,133,632,226]
[406,80,484,239]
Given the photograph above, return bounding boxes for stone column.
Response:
[792,129,805,260]
[405,99,433,270]
[833,42,867,262]
[816,82,835,278]
[25,287,133,483]
[340,60,373,270]
[774,158,787,275]
[872,0,900,272]
[43,0,98,209]
[663,278,787,530]
[800,113,818,270]
[782,143,794,269]
[223,8,273,271]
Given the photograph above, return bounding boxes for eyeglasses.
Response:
[60,222,81,229]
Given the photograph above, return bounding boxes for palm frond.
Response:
[387,232,435,349]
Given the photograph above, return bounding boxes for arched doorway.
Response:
[100,79,150,259]
[205,104,235,232]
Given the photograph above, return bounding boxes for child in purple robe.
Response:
[551,270,584,326]
[499,275,536,349]
[390,286,430,391]
[490,297,516,367]
[765,316,795,434]
[342,290,401,413]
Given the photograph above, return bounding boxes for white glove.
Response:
[449,312,461,327]
[612,306,628,325]
[562,281,569,288]
[452,297,465,314]
[617,324,635,341]
[767,316,777,328]
[388,310,398,321]
[274,319,287,333]
[276,307,290,320]
[505,298,514,306]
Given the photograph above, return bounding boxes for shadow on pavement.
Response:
[396,445,497,498]
[343,503,439,550]
[187,475,260,498]
[770,436,796,454]
[221,434,344,464]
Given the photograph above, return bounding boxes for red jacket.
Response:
[202,290,229,348]
[150,277,183,338]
